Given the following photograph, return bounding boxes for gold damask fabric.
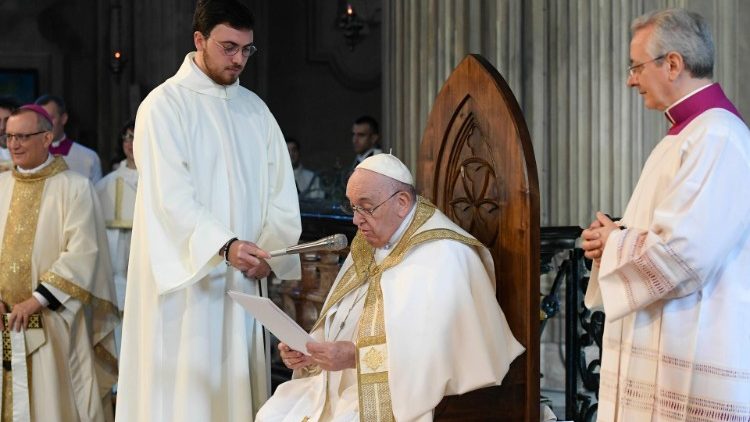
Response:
[0,158,68,306]
[40,272,118,317]
[355,268,393,422]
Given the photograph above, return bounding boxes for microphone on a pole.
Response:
[269,234,348,257]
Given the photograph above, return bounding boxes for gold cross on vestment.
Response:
[363,347,384,371]
[9,262,19,273]
[14,223,24,234]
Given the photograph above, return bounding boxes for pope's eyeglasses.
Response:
[341,191,401,217]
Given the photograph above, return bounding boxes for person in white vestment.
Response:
[286,138,324,199]
[257,154,524,422]
[95,120,136,356]
[0,97,19,172]
[0,105,118,421]
[34,94,102,183]
[582,8,750,421]
[115,1,301,421]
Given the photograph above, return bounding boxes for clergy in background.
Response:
[257,154,524,422]
[0,105,118,421]
[286,138,324,200]
[582,8,750,421]
[95,120,136,355]
[115,0,301,421]
[34,95,103,183]
[349,115,382,173]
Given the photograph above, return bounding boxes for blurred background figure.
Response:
[35,94,103,183]
[0,96,20,172]
[349,114,381,172]
[287,137,324,200]
[95,120,136,355]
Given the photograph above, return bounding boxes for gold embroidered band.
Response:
[1,313,43,364]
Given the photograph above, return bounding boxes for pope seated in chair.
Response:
[256,153,524,422]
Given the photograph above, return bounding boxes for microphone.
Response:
[269,234,348,257]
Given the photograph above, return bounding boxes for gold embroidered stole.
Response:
[0,158,68,305]
[309,197,483,421]
[352,200,435,422]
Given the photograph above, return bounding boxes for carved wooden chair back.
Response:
[417,54,540,421]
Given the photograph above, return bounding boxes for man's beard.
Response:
[203,49,244,86]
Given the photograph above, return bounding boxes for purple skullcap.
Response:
[18,104,53,126]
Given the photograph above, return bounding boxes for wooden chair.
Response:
[417,54,540,422]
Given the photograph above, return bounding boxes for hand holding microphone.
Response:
[225,234,348,279]
[268,234,348,257]
[226,240,272,278]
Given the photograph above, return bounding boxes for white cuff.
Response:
[32,291,49,308]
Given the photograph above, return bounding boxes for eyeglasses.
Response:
[211,39,257,57]
[122,132,134,141]
[5,131,48,143]
[341,191,401,217]
[627,54,666,77]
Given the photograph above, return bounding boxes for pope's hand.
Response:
[306,341,356,371]
[278,342,314,370]
[7,296,43,332]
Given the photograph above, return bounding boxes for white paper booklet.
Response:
[228,290,317,355]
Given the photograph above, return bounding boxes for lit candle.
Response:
[346,3,353,15]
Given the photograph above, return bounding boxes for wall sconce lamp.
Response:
[108,3,127,74]
[337,3,365,51]
[109,50,127,74]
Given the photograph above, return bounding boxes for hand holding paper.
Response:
[306,341,356,371]
[278,342,314,369]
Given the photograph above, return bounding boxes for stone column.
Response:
[383,0,749,226]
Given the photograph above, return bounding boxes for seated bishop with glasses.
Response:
[256,154,524,422]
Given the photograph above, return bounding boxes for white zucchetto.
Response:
[355,153,414,186]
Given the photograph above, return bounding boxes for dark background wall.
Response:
[265,0,381,172]
[0,0,99,151]
[0,0,381,173]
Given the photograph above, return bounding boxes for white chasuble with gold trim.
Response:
[257,198,524,422]
[0,157,118,422]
